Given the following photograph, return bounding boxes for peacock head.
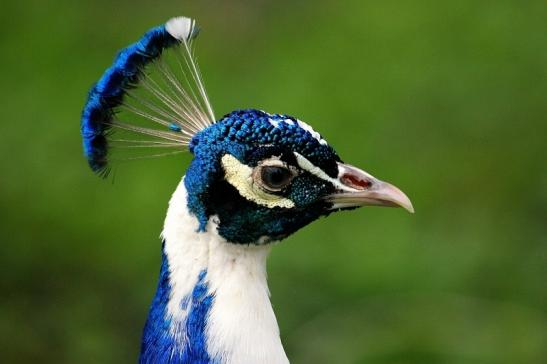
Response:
[80,16,413,246]
[184,109,413,244]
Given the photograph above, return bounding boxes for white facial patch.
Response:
[221,154,295,209]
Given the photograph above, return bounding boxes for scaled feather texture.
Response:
[81,14,413,364]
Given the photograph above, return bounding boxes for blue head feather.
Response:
[184,109,341,243]
[81,14,413,364]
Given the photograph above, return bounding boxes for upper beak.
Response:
[327,162,414,213]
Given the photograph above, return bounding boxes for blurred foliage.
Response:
[1,0,546,363]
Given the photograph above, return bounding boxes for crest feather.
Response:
[80,16,214,177]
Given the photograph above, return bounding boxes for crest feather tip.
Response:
[165,16,198,41]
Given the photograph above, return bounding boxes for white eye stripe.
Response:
[293,152,356,192]
[221,154,295,209]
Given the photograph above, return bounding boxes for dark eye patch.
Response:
[286,172,336,207]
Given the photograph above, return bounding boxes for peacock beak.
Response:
[327,162,414,213]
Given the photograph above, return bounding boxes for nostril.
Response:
[340,173,372,190]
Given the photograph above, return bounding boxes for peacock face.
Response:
[184,110,413,244]
[81,17,413,246]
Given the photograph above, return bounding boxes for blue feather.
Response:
[81,25,180,176]
[185,109,340,231]
[140,243,215,364]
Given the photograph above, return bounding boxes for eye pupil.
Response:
[261,166,292,190]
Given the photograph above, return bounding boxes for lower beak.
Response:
[327,162,414,213]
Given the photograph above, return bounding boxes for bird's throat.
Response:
[140,178,289,364]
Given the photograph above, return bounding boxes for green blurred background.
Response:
[1,0,546,363]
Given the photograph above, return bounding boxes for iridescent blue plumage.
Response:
[185,109,341,235]
[81,22,199,176]
[81,15,413,364]
[81,25,178,175]
[140,245,215,364]
[190,110,339,173]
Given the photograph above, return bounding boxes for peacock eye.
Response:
[258,166,293,191]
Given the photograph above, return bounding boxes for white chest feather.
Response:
[162,178,289,364]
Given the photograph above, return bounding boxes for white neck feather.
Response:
[162,178,289,364]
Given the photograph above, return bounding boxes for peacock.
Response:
[81,16,413,364]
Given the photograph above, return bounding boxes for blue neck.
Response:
[139,243,216,364]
